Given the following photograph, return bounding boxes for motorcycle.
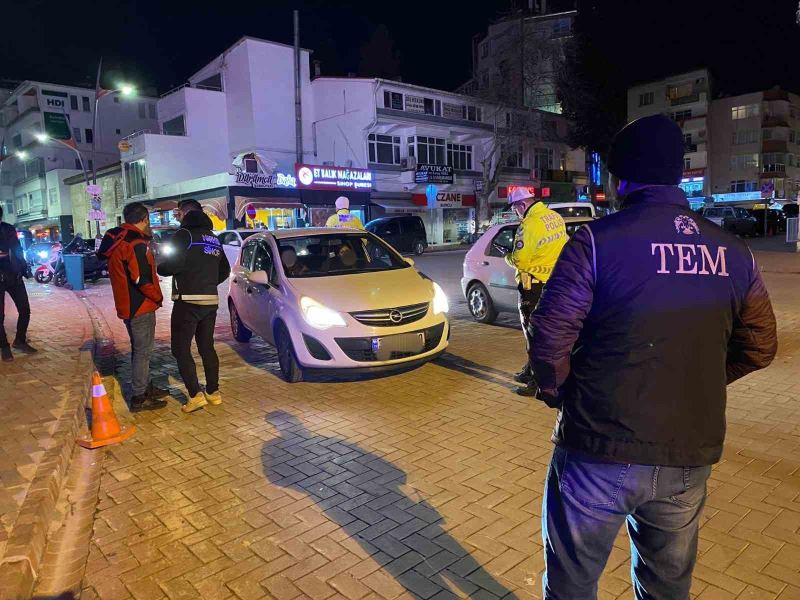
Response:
[33,243,63,284]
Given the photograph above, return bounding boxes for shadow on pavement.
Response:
[433,353,517,390]
[261,411,518,600]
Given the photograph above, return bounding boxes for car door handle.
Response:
[481,261,490,266]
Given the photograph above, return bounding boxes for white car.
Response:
[227,228,450,382]
[461,217,594,323]
[217,229,264,266]
[545,202,597,218]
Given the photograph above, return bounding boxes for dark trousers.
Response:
[518,282,543,365]
[124,311,156,397]
[0,274,31,348]
[171,301,219,398]
[542,446,712,599]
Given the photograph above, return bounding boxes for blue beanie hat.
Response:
[607,114,685,185]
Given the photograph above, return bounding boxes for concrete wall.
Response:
[312,79,375,167]
[709,91,763,195]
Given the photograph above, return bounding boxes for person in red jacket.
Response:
[97,202,168,411]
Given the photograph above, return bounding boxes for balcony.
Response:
[762,140,788,153]
[540,169,587,184]
[670,92,701,107]
[762,115,789,128]
[761,164,786,177]
[5,105,41,129]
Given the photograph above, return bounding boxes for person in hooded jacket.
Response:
[531,115,778,599]
[97,202,168,411]
[157,199,230,413]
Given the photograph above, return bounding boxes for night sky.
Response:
[1,0,799,98]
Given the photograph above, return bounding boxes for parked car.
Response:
[365,215,428,255]
[545,202,597,219]
[701,206,757,236]
[227,228,449,382]
[461,216,594,323]
[217,229,263,266]
[151,227,180,258]
[748,208,787,235]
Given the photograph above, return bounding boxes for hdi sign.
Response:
[42,89,68,109]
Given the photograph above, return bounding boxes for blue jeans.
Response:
[542,446,712,599]
[124,311,156,397]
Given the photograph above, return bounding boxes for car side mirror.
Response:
[405,257,415,267]
[228,240,241,247]
[249,270,270,286]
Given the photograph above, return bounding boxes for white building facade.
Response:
[0,80,158,240]
[115,36,586,246]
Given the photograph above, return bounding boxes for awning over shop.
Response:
[147,196,228,221]
[234,196,303,220]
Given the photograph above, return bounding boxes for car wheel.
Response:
[229,301,252,343]
[413,241,425,255]
[467,283,498,324]
[276,325,303,383]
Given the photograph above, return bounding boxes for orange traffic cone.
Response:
[77,371,136,449]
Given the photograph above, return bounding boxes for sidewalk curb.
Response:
[0,303,94,600]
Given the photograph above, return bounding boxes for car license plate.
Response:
[372,332,425,360]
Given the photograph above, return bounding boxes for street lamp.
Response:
[35,132,89,186]
[91,77,136,185]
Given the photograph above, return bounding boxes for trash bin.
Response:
[63,254,86,291]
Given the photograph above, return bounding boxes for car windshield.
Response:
[551,205,594,218]
[277,233,409,278]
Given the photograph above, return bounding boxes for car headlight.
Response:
[300,296,347,329]
[432,281,449,314]
[37,251,48,259]
[161,244,174,256]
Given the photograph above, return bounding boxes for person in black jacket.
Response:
[531,115,778,599]
[158,199,230,413]
[0,205,36,362]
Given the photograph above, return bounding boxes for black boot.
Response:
[12,339,38,354]
[514,363,534,384]
[515,379,539,397]
[146,382,170,400]
[130,394,168,412]
[1,346,12,362]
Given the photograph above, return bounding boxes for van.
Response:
[365,215,428,255]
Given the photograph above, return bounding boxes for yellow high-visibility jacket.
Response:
[505,202,567,287]
[325,210,364,230]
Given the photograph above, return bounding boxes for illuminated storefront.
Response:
[679,168,706,198]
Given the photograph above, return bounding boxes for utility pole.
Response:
[294,10,304,165]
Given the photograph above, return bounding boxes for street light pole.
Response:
[91,57,103,185]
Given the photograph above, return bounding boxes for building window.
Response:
[88,159,94,171]
[75,158,82,170]
[684,157,691,170]
[480,42,489,59]
[383,91,403,111]
[461,105,482,122]
[113,97,120,103]
[672,110,692,121]
[552,18,571,36]
[447,143,473,170]
[533,147,554,173]
[148,103,157,119]
[125,160,147,196]
[70,95,78,110]
[731,104,759,120]
[414,136,445,165]
[82,96,90,111]
[732,129,758,145]
[138,103,146,118]
[762,152,785,172]
[85,129,93,144]
[638,91,654,107]
[115,128,121,135]
[731,153,760,169]
[163,115,186,136]
[683,133,692,145]
[505,146,523,168]
[12,134,22,148]
[367,134,401,165]
[730,180,757,193]
[73,128,82,143]
[790,130,797,144]
[668,83,693,99]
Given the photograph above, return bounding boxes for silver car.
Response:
[461,216,594,323]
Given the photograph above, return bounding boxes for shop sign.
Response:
[42,89,68,109]
[474,179,484,192]
[295,163,373,191]
[683,168,705,178]
[436,192,463,208]
[413,192,477,208]
[712,191,762,203]
[505,185,551,199]
[43,112,72,141]
[404,95,426,113]
[443,103,462,119]
[88,209,106,221]
[233,170,297,189]
[415,164,454,184]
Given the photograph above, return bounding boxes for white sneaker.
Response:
[204,390,222,406]
[182,393,208,413]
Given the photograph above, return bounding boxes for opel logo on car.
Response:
[389,310,403,324]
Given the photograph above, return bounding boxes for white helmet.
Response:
[507,187,536,205]
[335,196,350,211]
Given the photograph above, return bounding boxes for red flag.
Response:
[96,88,112,100]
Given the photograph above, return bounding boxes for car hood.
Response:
[287,267,435,312]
